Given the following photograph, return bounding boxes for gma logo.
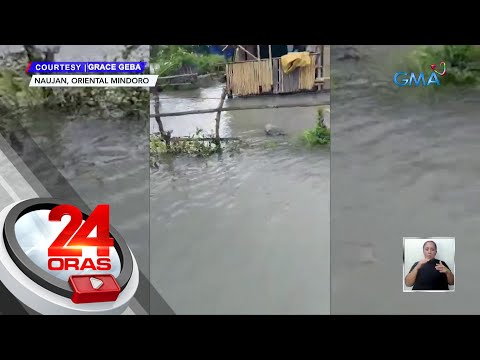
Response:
[393,72,441,87]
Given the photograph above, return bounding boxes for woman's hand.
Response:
[435,261,450,274]
[416,258,429,269]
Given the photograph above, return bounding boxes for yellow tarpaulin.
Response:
[280,52,312,74]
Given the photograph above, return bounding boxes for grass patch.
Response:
[150,128,222,165]
[403,45,480,86]
[0,48,148,116]
[150,45,224,77]
[300,107,330,146]
[263,139,279,149]
[0,69,45,111]
[149,128,246,166]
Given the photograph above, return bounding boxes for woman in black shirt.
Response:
[405,240,455,290]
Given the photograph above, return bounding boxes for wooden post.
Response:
[214,87,228,146]
[152,101,330,117]
[269,45,274,92]
[237,45,259,61]
[153,89,171,149]
[320,45,324,81]
[323,45,331,90]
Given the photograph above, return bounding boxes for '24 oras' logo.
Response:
[47,204,114,271]
[393,61,447,87]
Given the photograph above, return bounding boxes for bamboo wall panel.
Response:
[322,45,331,90]
[226,53,322,96]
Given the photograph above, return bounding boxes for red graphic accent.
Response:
[69,274,121,304]
[48,204,114,258]
[25,61,32,74]
[48,257,111,271]
[48,205,83,257]
[430,61,446,76]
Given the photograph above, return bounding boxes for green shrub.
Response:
[150,45,224,76]
[301,108,330,146]
[404,45,480,86]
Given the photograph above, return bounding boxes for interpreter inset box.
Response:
[403,237,455,292]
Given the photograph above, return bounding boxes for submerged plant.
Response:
[301,107,330,146]
[150,128,227,161]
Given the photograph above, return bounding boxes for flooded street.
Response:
[150,85,330,314]
[0,45,150,271]
[331,45,480,314]
[0,45,152,313]
[0,111,151,312]
[13,111,150,277]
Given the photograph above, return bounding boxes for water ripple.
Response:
[150,86,330,314]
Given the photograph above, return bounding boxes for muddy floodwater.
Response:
[150,85,330,314]
[331,45,480,314]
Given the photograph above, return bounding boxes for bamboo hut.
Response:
[223,45,330,97]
